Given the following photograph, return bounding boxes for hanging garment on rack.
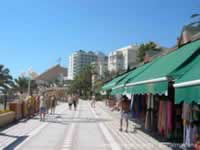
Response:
[134,95,138,118]
[150,95,154,129]
[138,95,143,118]
[183,121,186,144]
[161,101,166,136]
[130,95,135,118]
[158,100,163,133]
[141,95,146,120]
[166,101,173,138]
[185,124,193,147]
[145,94,151,130]
[192,125,198,143]
[182,103,192,121]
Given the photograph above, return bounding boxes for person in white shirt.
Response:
[39,94,46,121]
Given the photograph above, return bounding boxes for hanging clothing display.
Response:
[182,103,192,121]
[181,102,200,147]
[166,101,173,138]
[144,94,158,131]
[157,99,173,138]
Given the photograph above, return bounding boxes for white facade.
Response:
[95,52,108,77]
[108,45,139,73]
[68,50,97,80]
[68,55,74,80]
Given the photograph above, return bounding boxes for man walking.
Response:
[72,95,78,111]
[91,95,96,108]
[50,95,56,114]
[39,93,46,121]
[119,95,130,132]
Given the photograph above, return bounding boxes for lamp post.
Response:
[27,68,33,97]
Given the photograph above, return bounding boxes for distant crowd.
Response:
[25,92,58,121]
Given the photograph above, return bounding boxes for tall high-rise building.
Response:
[68,50,97,80]
[108,45,139,73]
[91,52,108,79]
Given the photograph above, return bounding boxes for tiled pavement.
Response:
[0,103,70,150]
[95,102,172,150]
[0,100,175,150]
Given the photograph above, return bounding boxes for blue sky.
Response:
[0,0,198,78]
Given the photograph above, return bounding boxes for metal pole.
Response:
[27,78,31,96]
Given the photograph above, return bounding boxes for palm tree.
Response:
[137,41,161,62]
[0,65,13,110]
[14,77,29,93]
[14,77,38,94]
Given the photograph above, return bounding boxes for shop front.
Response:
[107,40,200,143]
[174,53,200,149]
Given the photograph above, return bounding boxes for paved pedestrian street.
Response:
[0,100,173,150]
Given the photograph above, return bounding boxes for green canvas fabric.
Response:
[101,73,128,91]
[111,61,155,95]
[126,40,200,94]
[111,87,125,95]
[173,53,200,103]
[127,80,168,95]
[175,85,200,104]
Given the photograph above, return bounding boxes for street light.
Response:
[27,67,33,97]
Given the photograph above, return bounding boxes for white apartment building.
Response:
[92,52,108,78]
[108,45,139,73]
[68,50,97,80]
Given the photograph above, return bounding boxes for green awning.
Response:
[173,54,200,103]
[126,40,200,95]
[111,87,125,95]
[127,80,168,95]
[175,86,200,104]
[101,73,128,91]
[111,62,155,95]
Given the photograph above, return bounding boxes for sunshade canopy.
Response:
[111,62,154,95]
[101,73,128,91]
[173,52,200,103]
[126,40,200,95]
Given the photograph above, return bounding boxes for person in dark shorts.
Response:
[119,95,130,132]
[50,95,56,114]
[68,95,73,110]
[39,94,46,121]
[72,95,78,111]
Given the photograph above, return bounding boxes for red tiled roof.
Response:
[36,65,68,81]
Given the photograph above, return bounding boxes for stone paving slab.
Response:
[0,103,67,150]
[95,102,172,150]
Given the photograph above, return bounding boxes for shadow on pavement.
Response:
[0,133,28,150]
[42,115,111,125]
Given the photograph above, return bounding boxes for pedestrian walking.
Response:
[50,95,56,114]
[91,95,96,108]
[72,95,78,111]
[45,94,50,114]
[27,93,35,118]
[39,94,46,121]
[119,95,130,132]
[68,95,73,110]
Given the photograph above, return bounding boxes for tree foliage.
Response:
[68,64,93,97]
[137,41,161,62]
[13,76,37,94]
[0,65,14,110]
[0,65,13,94]
[13,77,29,93]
